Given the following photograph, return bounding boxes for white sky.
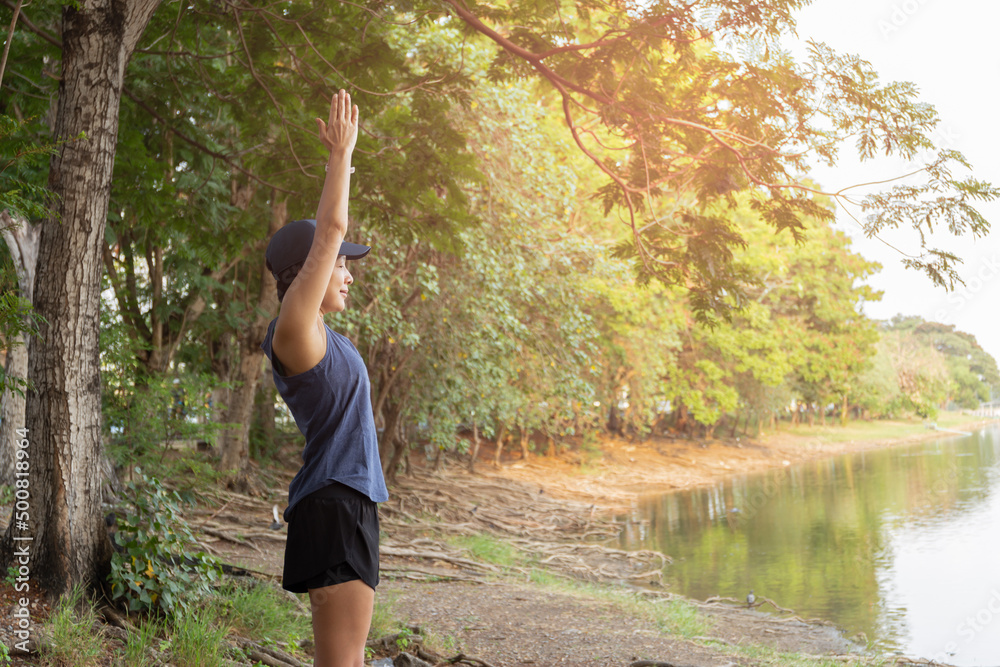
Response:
[787,0,1000,365]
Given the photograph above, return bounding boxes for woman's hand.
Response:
[315,89,359,155]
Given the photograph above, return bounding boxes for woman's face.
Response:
[321,255,354,313]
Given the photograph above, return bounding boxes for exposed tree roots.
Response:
[379,469,668,584]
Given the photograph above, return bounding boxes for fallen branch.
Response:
[233,637,304,667]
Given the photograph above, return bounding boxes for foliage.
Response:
[5,0,999,519]
[887,316,1000,409]
[443,0,999,315]
[0,114,54,223]
[100,285,228,461]
[0,283,43,398]
[0,114,49,399]
[108,469,221,615]
[852,350,902,419]
[101,366,225,465]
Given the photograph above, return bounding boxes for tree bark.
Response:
[674,401,689,434]
[379,387,410,485]
[0,0,162,596]
[492,423,506,467]
[217,200,283,490]
[0,215,40,487]
[253,357,276,456]
[467,420,480,473]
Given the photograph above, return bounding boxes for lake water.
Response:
[616,425,1000,666]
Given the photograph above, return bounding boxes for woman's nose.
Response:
[345,270,354,285]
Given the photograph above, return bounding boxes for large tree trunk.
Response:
[0,0,161,596]
[0,217,40,487]
[218,201,284,489]
[379,391,409,485]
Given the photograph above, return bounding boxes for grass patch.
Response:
[648,598,710,637]
[527,568,568,587]
[206,582,309,646]
[370,591,407,640]
[526,575,713,639]
[167,610,230,667]
[116,617,163,667]
[422,626,458,655]
[41,584,105,667]
[448,534,521,568]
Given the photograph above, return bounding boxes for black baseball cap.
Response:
[265,219,371,278]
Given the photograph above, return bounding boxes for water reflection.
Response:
[618,425,1000,666]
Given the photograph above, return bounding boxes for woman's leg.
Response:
[308,579,375,667]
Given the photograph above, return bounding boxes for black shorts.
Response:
[282,481,380,593]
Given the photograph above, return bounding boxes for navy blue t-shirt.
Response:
[261,319,389,521]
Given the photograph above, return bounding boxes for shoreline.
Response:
[483,415,1000,511]
[377,415,999,666]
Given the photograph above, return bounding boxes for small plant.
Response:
[4,565,18,587]
[108,468,221,615]
[0,639,11,667]
[395,626,413,650]
[41,584,105,667]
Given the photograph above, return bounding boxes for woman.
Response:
[260,89,388,667]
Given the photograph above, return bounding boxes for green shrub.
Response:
[108,469,221,615]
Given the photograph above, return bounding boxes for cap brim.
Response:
[339,241,371,260]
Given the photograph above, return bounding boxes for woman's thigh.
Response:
[308,579,375,667]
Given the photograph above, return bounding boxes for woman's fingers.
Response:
[317,90,358,151]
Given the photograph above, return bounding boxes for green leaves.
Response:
[108,469,222,616]
[443,1,997,318]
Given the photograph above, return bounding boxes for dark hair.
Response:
[274,260,305,302]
